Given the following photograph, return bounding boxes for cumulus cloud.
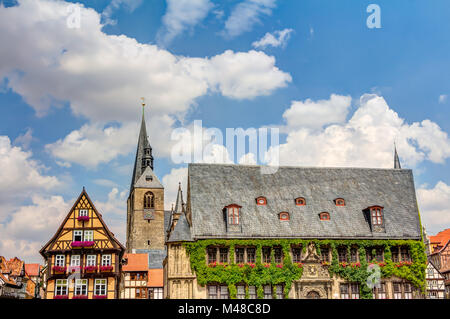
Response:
[162,167,188,210]
[158,0,214,45]
[224,0,277,37]
[252,28,293,49]
[417,181,450,234]
[94,188,127,243]
[282,94,352,130]
[266,94,450,168]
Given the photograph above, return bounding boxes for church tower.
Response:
[126,101,165,252]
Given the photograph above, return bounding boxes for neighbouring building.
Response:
[164,149,427,299]
[25,263,42,298]
[40,188,125,299]
[425,261,445,299]
[120,252,164,299]
[125,103,171,295]
[428,229,450,254]
[0,256,36,299]
[429,233,450,299]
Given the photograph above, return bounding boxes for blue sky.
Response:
[0,0,449,262]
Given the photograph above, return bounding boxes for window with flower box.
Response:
[71,255,80,266]
[87,255,97,266]
[247,248,256,263]
[338,248,347,263]
[94,279,107,296]
[84,230,94,242]
[237,285,245,299]
[79,209,88,217]
[262,247,271,264]
[55,279,68,296]
[219,248,228,263]
[392,247,400,262]
[401,247,411,262]
[350,248,358,262]
[372,283,387,299]
[55,255,65,267]
[235,248,244,264]
[102,254,111,266]
[292,247,302,263]
[264,285,272,299]
[74,279,88,296]
[207,248,216,264]
[274,247,283,264]
[73,230,83,242]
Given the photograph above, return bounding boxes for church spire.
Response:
[394,143,401,169]
[174,182,185,215]
[130,98,154,192]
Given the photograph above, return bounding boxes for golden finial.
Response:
[141,97,146,115]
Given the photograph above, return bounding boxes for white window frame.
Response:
[101,255,111,266]
[74,279,88,296]
[55,255,65,267]
[73,230,83,242]
[86,255,97,266]
[248,286,257,299]
[150,287,163,299]
[79,209,89,217]
[236,285,245,299]
[94,279,107,296]
[263,285,272,299]
[55,279,68,296]
[84,230,94,241]
[71,255,81,267]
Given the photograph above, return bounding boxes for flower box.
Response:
[263,263,271,268]
[77,215,89,222]
[350,262,361,268]
[275,264,283,269]
[237,263,245,268]
[246,263,256,268]
[52,266,66,273]
[295,262,304,268]
[84,266,98,272]
[68,266,81,273]
[99,266,113,272]
[208,262,217,268]
[53,295,68,299]
[93,295,107,299]
[72,295,88,299]
[71,241,95,248]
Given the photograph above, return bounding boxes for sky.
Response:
[0,0,449,263]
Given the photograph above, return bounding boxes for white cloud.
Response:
[239,152,257,164]
[101,0,143,25]
[158,0,214,45]
[0,136,60,220]
[13,127,34,149]
[224,0,277,37]
[282,94,352,130]
[252,28,293,49]
[266,94,450,168]
[417,181,450,234]
[94,188,127,243]
[439,94,447,104]
[162,167,188,210]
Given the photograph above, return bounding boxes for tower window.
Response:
[295,197,306,206]
[144,192,154,209]
[335,198,345,206]
[319,212,330,221]
[256,197,267,206]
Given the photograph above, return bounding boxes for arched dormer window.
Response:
[319,212,330,221]
[144,191,154,209]
[279,212,290,221]
[256,197,267,206]
[295,197,306,206]
[368,206,384,226]
[335,198,345,206]
[225,204,241,225]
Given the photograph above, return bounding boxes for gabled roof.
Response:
[430,229,450,251]
[25,264,41,277]
[40,188,125,256]
[188,163,422,240]
[134,166,163,189]
[167,213,192,243]
[122,253,148,272]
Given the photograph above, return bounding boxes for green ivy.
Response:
[184,239,426,299]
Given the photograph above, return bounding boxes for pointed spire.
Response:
[130,99,154,193]
[394,143,401,169]
[174,182,184,214]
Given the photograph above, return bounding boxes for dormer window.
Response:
[225,204,241,225]
[256,197,267,206]
[279,212,290,221]
[295,197,306,206]
[335,198,345,206]
[319,212,330,221]
[369,206,384,225]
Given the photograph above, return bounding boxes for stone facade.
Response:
[127,188,165,252]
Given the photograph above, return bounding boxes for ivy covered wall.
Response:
[184,239,427,299]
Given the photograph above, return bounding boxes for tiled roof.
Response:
[429,229,450,252]
[5,257,24,277]
[25,264,41,277]
[188,163,422,240]
[122,253,148,272]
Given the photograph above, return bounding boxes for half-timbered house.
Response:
[425,261,445,299]
[40,189,125,299]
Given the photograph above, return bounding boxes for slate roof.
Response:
[133,249,166,269]
[167,213,193,243]
[187,163,422,240]
[134,166,164,189]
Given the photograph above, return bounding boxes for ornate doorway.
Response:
[306,291,320,299]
